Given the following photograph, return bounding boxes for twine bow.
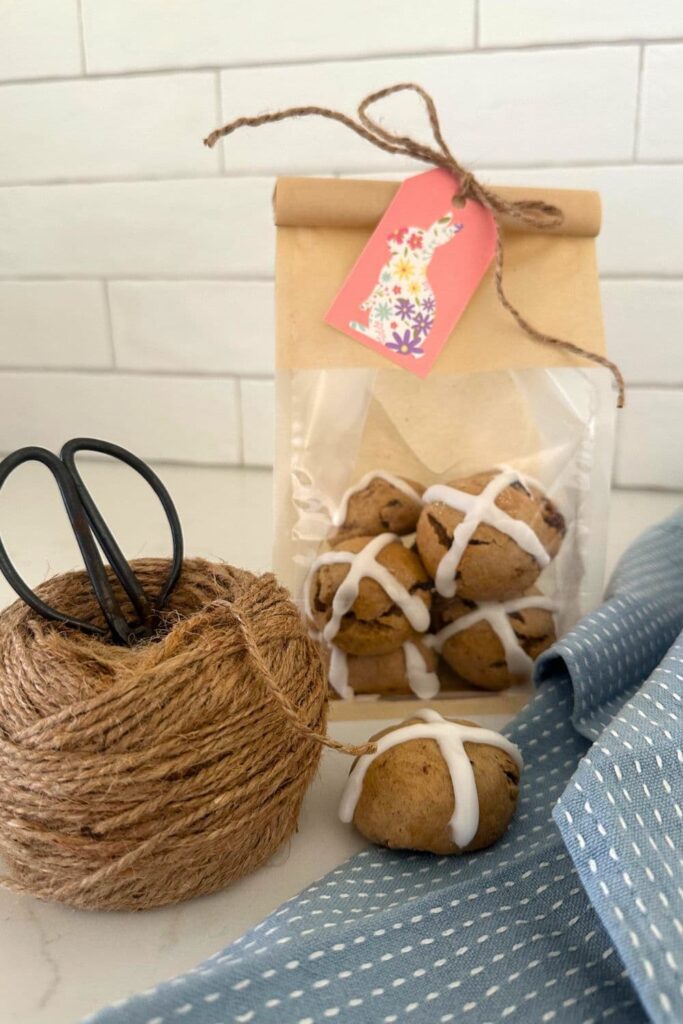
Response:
[205,82,625,407]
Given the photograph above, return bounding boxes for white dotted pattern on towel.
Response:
[87,513,683,1024]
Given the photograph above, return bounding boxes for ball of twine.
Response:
[0,557,367,911]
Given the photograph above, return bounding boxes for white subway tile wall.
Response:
[478,1,683,47]
[639,45,683,160]
[0,179,274,277]
[80,0,476,74]
[0,372,240,465]
[601,281,683,386]
[0,2,680,488]
[0,0,83,82]
[616,390,683,489]
[0,281,111,368]
[0,73,221,184]
[109,281,274,375]
[240,379,275,467]
[217,47,640,172]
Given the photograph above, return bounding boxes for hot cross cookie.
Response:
[305,534,432,658]
[416,468,566,601]
[429,589,557,690]
[340,709,522,854]
[331,470,424,542]
[322,638,440,700]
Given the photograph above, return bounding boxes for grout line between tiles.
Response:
[0,366,276,381]
[632,44,646,160]
[213,71,226,175]
[235,379,246,465]
[100,280,117,368]
[75,0,88,76]
[1,272,683,285]
[1,158,683,191]
[2,37,682,88]
[0,368,677,391]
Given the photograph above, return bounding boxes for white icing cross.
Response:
[308,628,355,700]
[328,645,353,700]
[325,641,440,701]
[402,641,440,699]
[333,470,424,528]
[303,532,431,647]
[423,468,552,598]
[339,708,523,849]
[427,595,557,678]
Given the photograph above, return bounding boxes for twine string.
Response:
[0,558,371,910]
[205,82,624,407]
[219,600,376,758]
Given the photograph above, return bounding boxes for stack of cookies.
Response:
[304,468,566,699]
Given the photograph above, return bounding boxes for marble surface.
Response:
[0,462,679,1024]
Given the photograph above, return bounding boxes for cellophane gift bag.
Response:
[272,175,617,717]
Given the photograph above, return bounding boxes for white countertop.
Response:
[0,463,679,1024]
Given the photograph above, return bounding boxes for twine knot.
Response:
[454,169,476,204]
[205,82,624,407]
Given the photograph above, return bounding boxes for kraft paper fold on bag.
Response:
[273,175,617,713]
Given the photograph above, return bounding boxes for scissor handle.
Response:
[60,438,184,617]
[0,447,125,640]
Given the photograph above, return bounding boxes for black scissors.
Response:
[0,438,183,645]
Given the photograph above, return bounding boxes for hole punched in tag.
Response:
[0,437,184,645]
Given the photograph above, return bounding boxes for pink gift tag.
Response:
[326,168,497,377]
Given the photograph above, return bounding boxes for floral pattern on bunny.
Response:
[350,212,463,358]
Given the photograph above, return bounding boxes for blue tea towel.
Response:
[88,509,683,1024]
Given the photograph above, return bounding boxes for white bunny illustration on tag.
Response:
[349,214,463,359]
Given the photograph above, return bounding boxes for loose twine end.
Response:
[226,602,377,758]
[204,83,625,408]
